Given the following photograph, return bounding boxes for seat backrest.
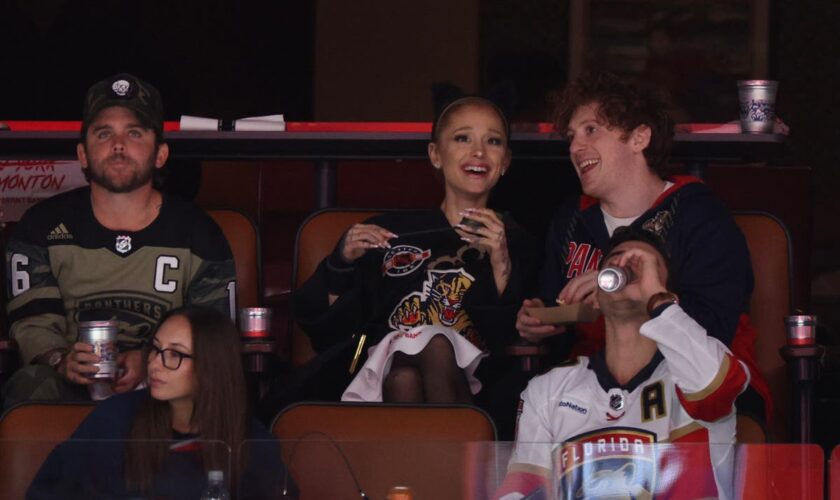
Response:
[290,209,382,367]
[272,402,496,499]
[0,402,95,499]
[733,212,793,442]
[207,209,262,309]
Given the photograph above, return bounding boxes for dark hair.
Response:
[553,72,674,178]
[124,306,248,494]
[600,226,674,289]
[431,96,511,144]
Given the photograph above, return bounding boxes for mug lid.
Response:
[240,307,271,316]
[785,315,817,325]
[78,320,119,328]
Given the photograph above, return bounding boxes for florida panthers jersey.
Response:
[5,187,236,364]
[500,305,749,500]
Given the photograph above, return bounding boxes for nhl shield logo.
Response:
[610,392,625,411]
[115,235,132,254]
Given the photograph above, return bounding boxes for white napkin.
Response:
[179,114,285,131]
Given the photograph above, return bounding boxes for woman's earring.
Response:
[434,163,441,169]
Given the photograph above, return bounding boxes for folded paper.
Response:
[179,114,285,131]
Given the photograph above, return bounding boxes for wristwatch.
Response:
[44,349,68,370]
[646,291,679,317]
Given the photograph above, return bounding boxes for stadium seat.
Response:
[290,209,382,368]
[272,401,496,499]
[0,402,95,499]
[206,208,262,309]
[733,211,794,442]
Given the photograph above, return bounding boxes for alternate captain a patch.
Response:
[382,245,431,276]
[556,427,657,499]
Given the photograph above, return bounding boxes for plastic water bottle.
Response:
[200,470,230,500]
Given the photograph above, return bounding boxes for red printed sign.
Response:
[0,160,87,221]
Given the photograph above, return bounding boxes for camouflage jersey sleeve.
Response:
[184,210,237,319]
[5,219,69,364]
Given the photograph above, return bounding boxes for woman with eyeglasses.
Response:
[28,306,295,499]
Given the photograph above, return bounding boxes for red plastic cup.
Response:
[784,315,817,346]
[238,307,272,339]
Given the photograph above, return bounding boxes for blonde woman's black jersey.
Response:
[5,187,236,363]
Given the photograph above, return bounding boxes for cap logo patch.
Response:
[111,79,131,97]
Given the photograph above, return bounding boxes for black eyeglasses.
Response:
[146,344,193,370]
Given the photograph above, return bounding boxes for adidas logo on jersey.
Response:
[47,223,73,241]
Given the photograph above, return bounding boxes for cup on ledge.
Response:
[784,314,817,346]
[239,307,272,339]
[737,80,778,133]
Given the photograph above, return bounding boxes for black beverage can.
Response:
[78,320,118,379]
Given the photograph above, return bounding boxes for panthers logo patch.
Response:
[388,268,483,348]
[382,245,432,276]
[642,210,673,238]
[556,428,657,500]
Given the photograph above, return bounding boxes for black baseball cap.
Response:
[81,73,163,137]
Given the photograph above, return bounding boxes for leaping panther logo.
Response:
[427,270,472,327]
[388,269,481,346]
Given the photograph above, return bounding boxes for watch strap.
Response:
[44,348,69,369]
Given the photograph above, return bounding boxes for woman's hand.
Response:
[556,269,599,309]
[516,298,567,343]
[339,224,398,263]
[455,208,511,295]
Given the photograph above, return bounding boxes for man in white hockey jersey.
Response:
[496,227,749,500]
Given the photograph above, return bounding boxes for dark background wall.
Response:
[0,0,314,121]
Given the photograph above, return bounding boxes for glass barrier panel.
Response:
[828,444,840,500]
[732,444,824,500]
[246,439,528,500]
[0,438,230,499]
[244,440,825,500]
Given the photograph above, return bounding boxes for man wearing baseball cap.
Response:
[3,73,236,407]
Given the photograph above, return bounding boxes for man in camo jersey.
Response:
[3,73,235,407]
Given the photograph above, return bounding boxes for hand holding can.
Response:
[78,320,119,380]
[597,266,636,293]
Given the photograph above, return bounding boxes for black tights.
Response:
[382,334,472,404]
